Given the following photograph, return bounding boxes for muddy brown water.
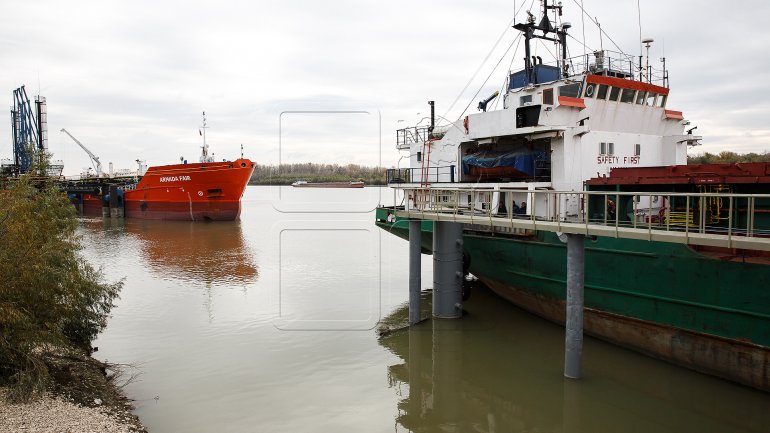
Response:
[82,186,769,433]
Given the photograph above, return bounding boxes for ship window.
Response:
[635,91,647,105]
[596,84,609,100]
[620,88,636,103]
[543,88,554,105]
[608,86,620,101]
[559,83,581,98]
[646,93,657,106]
[584,83,596,98]
[657,94,667,107]
[608,142,615,155]
[520,95,533,105]
[600,142,606,154]
[635,143,641,156]
[417,151,422,162]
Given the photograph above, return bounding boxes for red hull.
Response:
[124,158,255,221]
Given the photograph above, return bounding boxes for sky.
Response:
[2,0,770,176]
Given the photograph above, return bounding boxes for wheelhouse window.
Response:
[520,95,533,105]
[608,87,621,101]
[543,88,554,105]
[635,91,647,105]
[646,93,657,106]
[558,83,581,98]
[656,94,667,107]
[600,142,614,155]
[597,84,609,100]
[620,88,636,103]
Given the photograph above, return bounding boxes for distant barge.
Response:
[291,180,364,188]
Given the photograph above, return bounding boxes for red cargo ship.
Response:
[123,158,255,221]
[66,112,255,221]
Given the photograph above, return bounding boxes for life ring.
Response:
[585,84,595,97]
[463,116,469,134]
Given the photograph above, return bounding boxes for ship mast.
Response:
[199,111,209,163]
[513,0,570,84]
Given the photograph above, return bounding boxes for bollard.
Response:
[409,219,422,325]
[432,221,464,318]
[564,233,585,379]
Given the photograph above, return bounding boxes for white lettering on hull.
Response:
[159,175,192,182]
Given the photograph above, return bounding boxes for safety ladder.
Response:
[416,138,433,210]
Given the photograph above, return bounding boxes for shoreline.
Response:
[0,351,146,433]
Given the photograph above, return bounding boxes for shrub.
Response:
[0,154,121,400]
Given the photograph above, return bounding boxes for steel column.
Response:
[409,219,422,325]
[432,221,463,318]
[564,233,585,379]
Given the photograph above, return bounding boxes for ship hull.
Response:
[124,158,254,221]
[374,213,770,391]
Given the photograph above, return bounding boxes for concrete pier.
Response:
[564,234,585,379]
[409,220,422,325]
[432,221,464,319]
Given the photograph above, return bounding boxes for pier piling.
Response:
[432,221,464,319]
[409,220,422,325]
[108,185,123,218]
[564,234,585,379]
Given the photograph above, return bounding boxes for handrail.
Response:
[391,186,770,251]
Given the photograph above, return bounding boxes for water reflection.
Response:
[379,287,770,433]
[86,218,258,286]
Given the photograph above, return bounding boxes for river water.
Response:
[82,186,769,433]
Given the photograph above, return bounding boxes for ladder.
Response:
[417,138,432,210]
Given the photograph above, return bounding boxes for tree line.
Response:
[688,151,770,165]
[249,163,387,185]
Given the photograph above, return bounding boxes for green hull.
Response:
[376,208,770,390]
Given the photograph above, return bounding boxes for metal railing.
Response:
[514,50,668,88]
[386,166,456,184]
[389,187,770,251]
[396,126,429,150]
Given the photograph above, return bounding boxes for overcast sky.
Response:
[3,0,769,175]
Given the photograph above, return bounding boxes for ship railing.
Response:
[386,166,456,184]
[396,126,430,150]
[520,50,668,88]
[390,187,770,252]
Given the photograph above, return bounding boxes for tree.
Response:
[0,151,121,400]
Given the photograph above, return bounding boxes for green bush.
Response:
[0,155,121,400]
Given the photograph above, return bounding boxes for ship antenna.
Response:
[596,17,603,52]
[200,111,209,163]
[513,0,568,83]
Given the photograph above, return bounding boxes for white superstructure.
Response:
[392,0,701,220]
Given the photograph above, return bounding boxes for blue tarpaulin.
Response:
[462,150,547,176]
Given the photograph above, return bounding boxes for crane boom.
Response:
[60,128,103,177]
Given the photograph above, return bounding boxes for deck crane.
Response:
[60,128,104,177]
